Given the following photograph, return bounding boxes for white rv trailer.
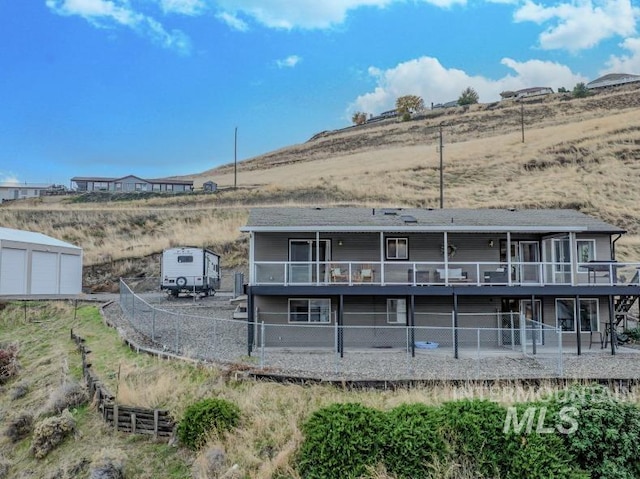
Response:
[160,247,220,297]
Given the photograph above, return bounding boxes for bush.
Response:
[90,449,127,479]
[438,399,508,476]
[31,410,76,459]
[10,380,29,400]
[297,402,385,479]
[0,343,19,384]
[42,381,88,415]
[177,398,240,450]
[545,385,640,478]
[0,458,10,479]
[4,413,33,443]
[383,403,445,478]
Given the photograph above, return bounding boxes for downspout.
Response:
[611,233,622,260]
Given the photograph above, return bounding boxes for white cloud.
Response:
[216,11,249,31]
[46,0,192,54]
[348,56,587,115]
[604,37,640,73]
[514,0,638,51]
[275,55,301,68]
[214,0,465,31]
[160,0,206,15]
[0,174,20,185]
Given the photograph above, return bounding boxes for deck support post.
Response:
[609,295,616,356]
[339,294,344,358]
[410,295,415,357]
[453,292,459,359]
[575,294,581,356]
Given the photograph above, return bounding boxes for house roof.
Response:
[242,207,625,234]
[587,73,640,88]
[70,175,193,185]
[0,227,82,250]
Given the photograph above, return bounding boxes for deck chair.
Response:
[359,267,373,282]
[331,268,347,282]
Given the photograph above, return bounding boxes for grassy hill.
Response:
[1,85,640,288]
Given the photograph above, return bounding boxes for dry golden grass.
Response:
[1,87,640,273]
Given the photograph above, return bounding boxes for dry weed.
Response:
[31,410,76,459]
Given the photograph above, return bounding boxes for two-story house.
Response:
[241,207,640,356]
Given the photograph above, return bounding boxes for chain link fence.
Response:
[119,279,563,380]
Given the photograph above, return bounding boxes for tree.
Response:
[351,111,367,125]
[572,82,590,98]
[395,95,424,121]
[458,87,479,106]
[557,87,568,93]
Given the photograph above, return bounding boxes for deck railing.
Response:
[252,261,640,287]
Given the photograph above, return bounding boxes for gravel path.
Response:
[101,294,640,382]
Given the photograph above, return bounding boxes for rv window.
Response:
[178,255,194,263]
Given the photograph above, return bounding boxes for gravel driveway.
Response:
[101,291,640,382]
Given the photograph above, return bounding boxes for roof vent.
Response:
[401,215,417,224]
[508,208,517,212]
[382,208,401,216]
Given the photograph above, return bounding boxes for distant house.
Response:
[0,183,54,202]
[433,100,459,109]
[70,175,193,194]
[587,73,640,90]
[501,87,553,101]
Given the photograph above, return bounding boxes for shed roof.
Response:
[242,207,624,234]
[0,227,82,250]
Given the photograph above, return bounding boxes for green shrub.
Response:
[297,402,385,479]
[624,327,640,341]
[31,410,76,459]
[545,384,640,478]
[383,403,445,478]
[503,419,588,479]
[177,398,240,450]
[438,399,508,476]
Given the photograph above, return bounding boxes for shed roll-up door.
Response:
[60,253,82,294]
[0,247,27,294]
[31,251,59,294]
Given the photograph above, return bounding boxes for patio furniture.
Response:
[436,268,468,282]
[330,268,348,282]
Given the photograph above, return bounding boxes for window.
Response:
[166,184,173,191]
[556,298,599,332]
[387,298,407,324]
[577,239,596,271]
[94,181,108,190]
[178,255,193,263]
[288,299,331,323]
[152,184,161,191]
[386,238,408,260]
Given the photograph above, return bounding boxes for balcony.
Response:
[252,261,640,287]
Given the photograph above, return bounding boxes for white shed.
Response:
[0,227,83,296]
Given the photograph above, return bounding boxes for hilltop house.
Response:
[500,87,554,101]
[70,175,193,193]
[587,73,640,91]
[0,183,55,202]
[241,207,640,355]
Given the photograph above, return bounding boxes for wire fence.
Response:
[119,279,564,379]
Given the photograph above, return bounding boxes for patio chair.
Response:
[359,267,373,282]
[331,268,347,282]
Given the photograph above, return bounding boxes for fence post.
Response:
[334,321,339,374]
[260,321,265,369]
[175,314,179,353]
[519,314,526,354]
[476,328,481,379]
[510,313,515,351]
[406,327,413,376]
[532,320,537,355]
[557,326,564,376]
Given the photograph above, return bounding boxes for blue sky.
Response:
[1,0,639,186]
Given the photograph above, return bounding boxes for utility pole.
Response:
[439,124,444,208]
[234,126,238,189]
[521,104,525,143]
